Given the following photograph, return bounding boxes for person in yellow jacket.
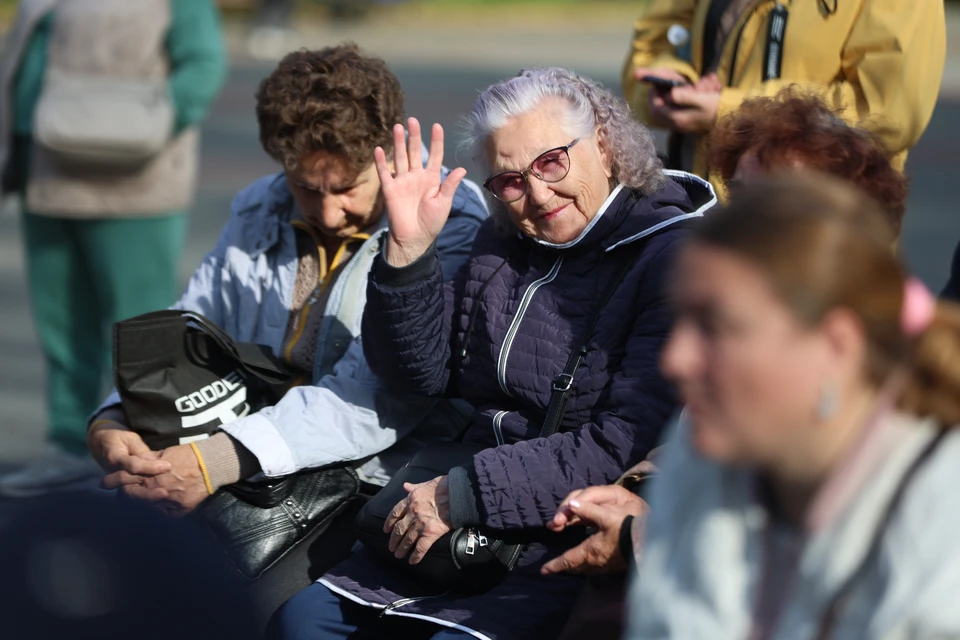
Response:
[622,0,945,196]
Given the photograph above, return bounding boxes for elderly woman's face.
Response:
[486,99,614,244]
[661,242,834,468]
[286,150,385,239]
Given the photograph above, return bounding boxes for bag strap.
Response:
[114,310,239,361]
[180,311,291,385]
[539,247,643,438]
[117,310,291,385]
[230,342,293,385]
[120,309,237,353]
[180,311,243,358]
[813,427,948,640]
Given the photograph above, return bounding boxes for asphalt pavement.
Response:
[1,12,959,464]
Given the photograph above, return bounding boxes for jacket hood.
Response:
[528,170,716,253]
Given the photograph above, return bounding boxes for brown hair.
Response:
[707,88,908,237]
[255,44,404,175]
[693,173,960,427]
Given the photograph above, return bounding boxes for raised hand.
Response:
[375,117,467,268]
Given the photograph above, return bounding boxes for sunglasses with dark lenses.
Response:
[483,138,580,203]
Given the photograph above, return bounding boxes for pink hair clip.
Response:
[901,277,936,337]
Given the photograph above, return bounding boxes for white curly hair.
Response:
[463,67,665,207]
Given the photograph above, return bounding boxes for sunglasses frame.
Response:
[483,138,581,203]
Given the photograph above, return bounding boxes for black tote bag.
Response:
[112,310,292,449]
[111,310,361,582]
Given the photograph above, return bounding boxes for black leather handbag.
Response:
[354,248,642,594]
[112,310,361,581]
[198,465,360,581]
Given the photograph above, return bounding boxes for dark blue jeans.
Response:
[267,583,474,640]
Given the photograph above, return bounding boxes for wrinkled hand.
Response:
[376,117,467,268]
[384,475,453,565]
[103,444,208,516]
[88,419,171,477]
[542,485,649,576]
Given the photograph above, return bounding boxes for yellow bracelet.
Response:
[189,442,216,496]
[89,419,116,432]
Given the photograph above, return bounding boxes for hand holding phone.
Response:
[641,75,688,90]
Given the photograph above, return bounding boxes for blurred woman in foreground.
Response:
[628,174,960,638]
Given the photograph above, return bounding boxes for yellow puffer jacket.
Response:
[622,0,946,195]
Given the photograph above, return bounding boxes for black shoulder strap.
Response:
[539,247,643,438]
[814,427,947,640]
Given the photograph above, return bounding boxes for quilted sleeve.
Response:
[362,246,458,397]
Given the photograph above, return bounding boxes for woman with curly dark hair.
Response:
[707,88,909,238]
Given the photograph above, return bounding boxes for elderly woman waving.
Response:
[270,68,715,640]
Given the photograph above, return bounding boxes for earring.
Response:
[818,380,839,421]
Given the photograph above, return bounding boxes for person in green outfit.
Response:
[0,0,227,496]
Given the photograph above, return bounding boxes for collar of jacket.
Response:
[232,172,389,259]
[526,169,717,254]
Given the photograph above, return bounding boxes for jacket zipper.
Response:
[326,232,376,324]
[312,233,376,381]
[496,257,563,396]
[378,592,449,618]
[492,410,508,445]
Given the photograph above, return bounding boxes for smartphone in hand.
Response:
[641,75,687,90]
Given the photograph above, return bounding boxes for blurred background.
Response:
[1,0,958,464]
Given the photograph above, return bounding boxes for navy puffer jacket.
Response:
[318,173,716,640]
[363,174,715,530]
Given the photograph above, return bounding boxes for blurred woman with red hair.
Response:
[707,88,909,238]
